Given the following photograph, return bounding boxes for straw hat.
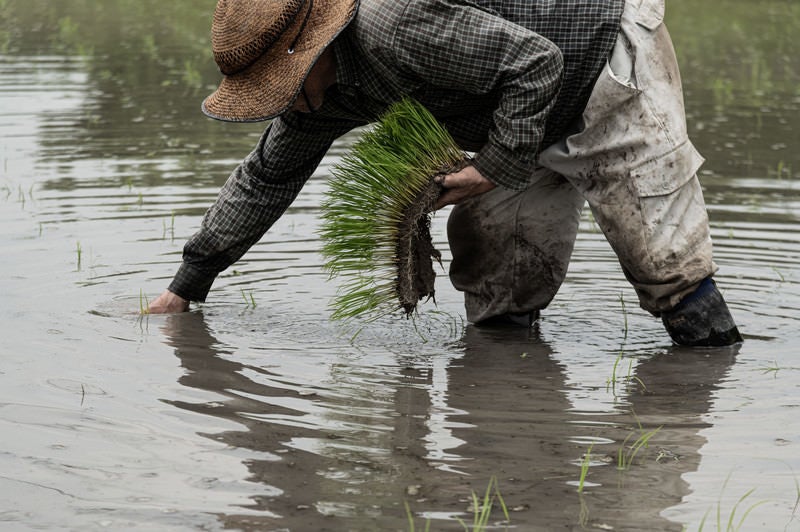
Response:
[202,0,359,122]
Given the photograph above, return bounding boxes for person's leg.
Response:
[539,0,741,346]
[447,169,584,325]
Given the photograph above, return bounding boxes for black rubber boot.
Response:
[661,278,743,347]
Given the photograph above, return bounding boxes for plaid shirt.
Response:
[170,0,624,302]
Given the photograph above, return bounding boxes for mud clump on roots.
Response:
[395,181,441,315]
[395,161,467,316]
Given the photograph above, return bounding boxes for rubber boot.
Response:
[661,278,743,347]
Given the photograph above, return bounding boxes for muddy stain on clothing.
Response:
[0,1,799,530]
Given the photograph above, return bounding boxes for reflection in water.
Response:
[161,312,334,528]
[161,312,736,530]
[1,0,799,529]
[445,327,738,530]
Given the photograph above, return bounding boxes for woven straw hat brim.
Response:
[202,0,358,122]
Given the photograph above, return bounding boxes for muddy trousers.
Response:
[447,0,717,323]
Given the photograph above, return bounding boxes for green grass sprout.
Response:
[455,476,510,530]
[759,360,780,377]
[241,288,256,308]
[404,500,431,532]
[404,477,508,531]
[697,473,769,532]
[320,97,467,322]
[139,289,150,315]
[617,422,661,472]
[578,444,594,493]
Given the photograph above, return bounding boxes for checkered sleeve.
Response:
[168,112,360,302]
[392,0,564,190]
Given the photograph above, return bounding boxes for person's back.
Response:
[348,0,625,148]
[472,0,625,144]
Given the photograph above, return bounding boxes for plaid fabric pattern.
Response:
[170,0,624,301]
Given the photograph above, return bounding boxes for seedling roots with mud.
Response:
[320,98,468,322]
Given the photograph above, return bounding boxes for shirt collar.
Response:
[332,30,361,90]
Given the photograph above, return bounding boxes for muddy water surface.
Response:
[1,1,799,530]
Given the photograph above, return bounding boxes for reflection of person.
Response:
[443,326,738,529]
[160,312,736,529]
[148,0,742,346]
[160,312,335,529]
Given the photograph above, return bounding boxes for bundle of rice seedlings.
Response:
[320,98,469,322]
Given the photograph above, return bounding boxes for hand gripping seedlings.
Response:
[320,98,468,322]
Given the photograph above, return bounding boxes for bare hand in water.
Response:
[147,289,189,314]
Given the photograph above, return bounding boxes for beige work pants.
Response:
[448,0,716,322]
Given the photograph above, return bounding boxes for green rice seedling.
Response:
[404,500,431,532]
[617,424,661,471]
[773,160,791,180]
[697,473,768,532]
[455,476,510,531]
[426,309,465,339]
[607,352,624,393]
[241,288,257,308]
[759,360,780,377]
[76,241,82,270]
[320,97,468,322]
[606,294,648,396]
[757,460,800,527]
[607,352,645,396]
[625,359,646,393]
[161,212,176,240]
[139,289,150,315]
[577,444,594,493]
[404,477,508,531]
[607,352,644,395]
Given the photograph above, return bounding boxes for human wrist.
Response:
[168,263,216,302]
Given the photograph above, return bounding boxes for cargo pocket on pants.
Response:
[629,140,708,270]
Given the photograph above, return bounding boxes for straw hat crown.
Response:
[211,0,305,75]
[203,0,359,122]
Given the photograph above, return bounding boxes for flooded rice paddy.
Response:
[1,1,799,530]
